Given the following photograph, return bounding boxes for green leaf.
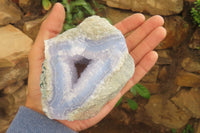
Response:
[127,98,138,110]
[191,0,200,27]
[92,0,98,7]
[105,18,112,24]
[42,0,52,10]
[82,3,95,15]
[63,23,75,31]
[171,129,176,133]
[92,0,105,12]
[130,86,137,96]
[73,10,84,24]
[62,0,67,5]
[186,124,191,129]
[185,124,194,133]
[134,84,150,99]
[51,0,57,3]
[70,0,87,10]
[115,97,122,107]
[70,0,95,15]
[190,128,194,133]
[65,2,73,24]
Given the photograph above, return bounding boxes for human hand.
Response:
[26,3,166,132]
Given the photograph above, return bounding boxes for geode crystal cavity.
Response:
[40,16,135,121]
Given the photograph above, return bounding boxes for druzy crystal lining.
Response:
[40,16,135,121]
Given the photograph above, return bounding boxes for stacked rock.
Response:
[0,1,33,132]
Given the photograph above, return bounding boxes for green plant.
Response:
[171,124,194,133]
[42,0,52,10]
[115,83,150,110]
[171,128,176,133]
[42,0,105,31]
[191,0,200,27]
[182,124,194,133]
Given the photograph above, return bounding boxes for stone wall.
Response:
[0,0,200,133]
[0,0,43,132]
[106,0,183,16]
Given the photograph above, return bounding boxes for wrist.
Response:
[25,97,45,115]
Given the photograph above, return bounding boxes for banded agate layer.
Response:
[40,16,135,121]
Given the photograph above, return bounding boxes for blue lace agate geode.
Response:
[40,16,135,121]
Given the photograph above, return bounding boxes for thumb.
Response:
[28,3,65,92]
[34,3,65,51]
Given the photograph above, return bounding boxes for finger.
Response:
[34,3,65,51]
[131,26,166,64]
[28,3,65,91]
[126,15,164,52]
[29,3,65,67]
[120,51,158,95]
[115,13,145,35]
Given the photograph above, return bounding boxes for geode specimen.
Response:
[40,16,135,121]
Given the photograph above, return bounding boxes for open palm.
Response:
[26,3,166,132]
